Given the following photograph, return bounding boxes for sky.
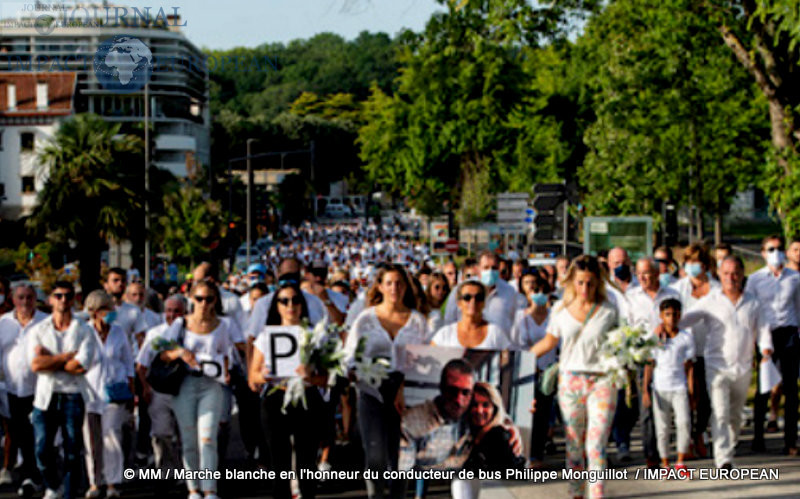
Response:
[130,0,444,49]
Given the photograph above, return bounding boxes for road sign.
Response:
[583,216,653,261]
[445,239,459,253]
[430,220,450,255]
[496,192,530,234]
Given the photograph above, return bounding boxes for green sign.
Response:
[583,216,653,262]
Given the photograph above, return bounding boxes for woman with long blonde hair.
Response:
[531,255,618,499]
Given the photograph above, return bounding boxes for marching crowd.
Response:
[0,221,798,499]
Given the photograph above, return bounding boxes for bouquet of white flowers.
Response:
[274,320,348,413]
[599,323,659,407]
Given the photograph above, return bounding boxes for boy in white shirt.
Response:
[644,298,695,474]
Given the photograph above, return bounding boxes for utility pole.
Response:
[246,138,254,269]
[144,83,151,289]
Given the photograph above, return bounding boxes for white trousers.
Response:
[653,388,691,458]
[707,369,750,468]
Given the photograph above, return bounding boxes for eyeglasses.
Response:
[442,385,473,398]
[276,296,302,306]
[460,293,485,303]
[52,292,74,301]
[194,295,215,304]
[278,279,298,286]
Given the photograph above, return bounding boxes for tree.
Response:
[28,113,143,294]
[576,0,769,242]
[157,183,227,267]
[705,0,800,237]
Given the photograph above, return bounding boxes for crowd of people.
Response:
[0,221,797,499]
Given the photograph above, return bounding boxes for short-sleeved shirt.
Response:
[547,300,618,373]
[652,329,695,392]
[510,310,556,370]
[162,317,238,384]
[0,310,48,398]
[430,323,511,350]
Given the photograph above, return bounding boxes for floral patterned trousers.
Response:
[558,372,617,498]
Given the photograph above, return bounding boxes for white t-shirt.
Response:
[162,317,239,384]
[652,329,695,392]
[116,302,147,343]
[0,310,48,398]
[430,322,511,350]
[510,309,557,370]
[547,300,618,373]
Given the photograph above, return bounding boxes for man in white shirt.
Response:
[0,283,47,494]
[28,281,96,499]
[615,258,680,466]
[125,282,162,331]
[136,295,185,481]
[745,235,800,455]
[105,268,148,348]
[678,256,774,469]
[443,251,521,335]
[306,261,347,326]
[239,263,268,314]
[608,247,639,292]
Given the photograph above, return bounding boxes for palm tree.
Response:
[28,113,144,294]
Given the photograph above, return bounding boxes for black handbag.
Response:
[146,320,188,396]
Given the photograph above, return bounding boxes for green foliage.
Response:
[28,113,143,292]
[157,183,227,265]
[577,0,769,227]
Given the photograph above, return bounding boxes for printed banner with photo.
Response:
[395,344,536,471]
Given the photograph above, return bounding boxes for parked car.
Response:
[324,204,352,218]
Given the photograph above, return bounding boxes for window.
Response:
[21,176,35,194]
[20,132,34,152]
[36,82,48,109]
[7,83,16,110]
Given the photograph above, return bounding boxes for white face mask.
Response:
[766,250,786,268]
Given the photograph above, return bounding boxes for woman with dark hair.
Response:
[531,255,618,499]
[158,280,240,499]
[343,264,428,499]
[454,382,527,499]
[430,281,511,350]
[425,272,450,334]
[511,273,555,465]
[248,281,325,499]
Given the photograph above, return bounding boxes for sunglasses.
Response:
[442,385,473,398]
[276,296,302,306]
[766,247,783,253]
[52,292,74,300]
[194,295,215,304]
[460,293,485,303]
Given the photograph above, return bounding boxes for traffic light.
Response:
[532,183,567,243]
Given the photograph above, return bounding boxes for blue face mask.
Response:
[530,292,548,307]
[684,262,703,278]
[267,284,277,293]
[613,265,631,282]
[102,310,117,325]
[480,269,499,287]
[658,273,673,289]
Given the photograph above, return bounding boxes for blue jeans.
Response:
[172,375,224,493]
[32,393,85,499]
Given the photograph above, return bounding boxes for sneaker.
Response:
[674,463,690,479]
[43,489,62,499]
[84,487,102,499]
[17,479,40,498]
[106,487,121,498]
[617,444,631,463]
[188,493,203,499]
[317,461,332,482]
[0,468,13,485]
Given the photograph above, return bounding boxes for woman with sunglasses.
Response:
[83,290,134,499]
[511,273,555,466]
[343,264,428,499]
[159,281,240,499]
[248,281,325,499]
[430,281,511,350]
[531,255,619,499]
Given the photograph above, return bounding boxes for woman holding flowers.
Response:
[248,281,326,499]
[531,255,619,499]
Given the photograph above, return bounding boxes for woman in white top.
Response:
[669,242,719,458]
[343,264,428,499]
[83,290,135,499]
[431,281,511,350]
[531,255,618,499]
[425,271,450,335]
[248,281,325,499]
[510,272,555,464]
[159,281,238,499]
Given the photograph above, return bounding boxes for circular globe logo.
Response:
[93,35,153,93]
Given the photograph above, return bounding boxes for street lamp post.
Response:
[144,83,151,289]
[246,138,254,269]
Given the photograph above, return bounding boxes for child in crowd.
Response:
[644,298,695,474]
